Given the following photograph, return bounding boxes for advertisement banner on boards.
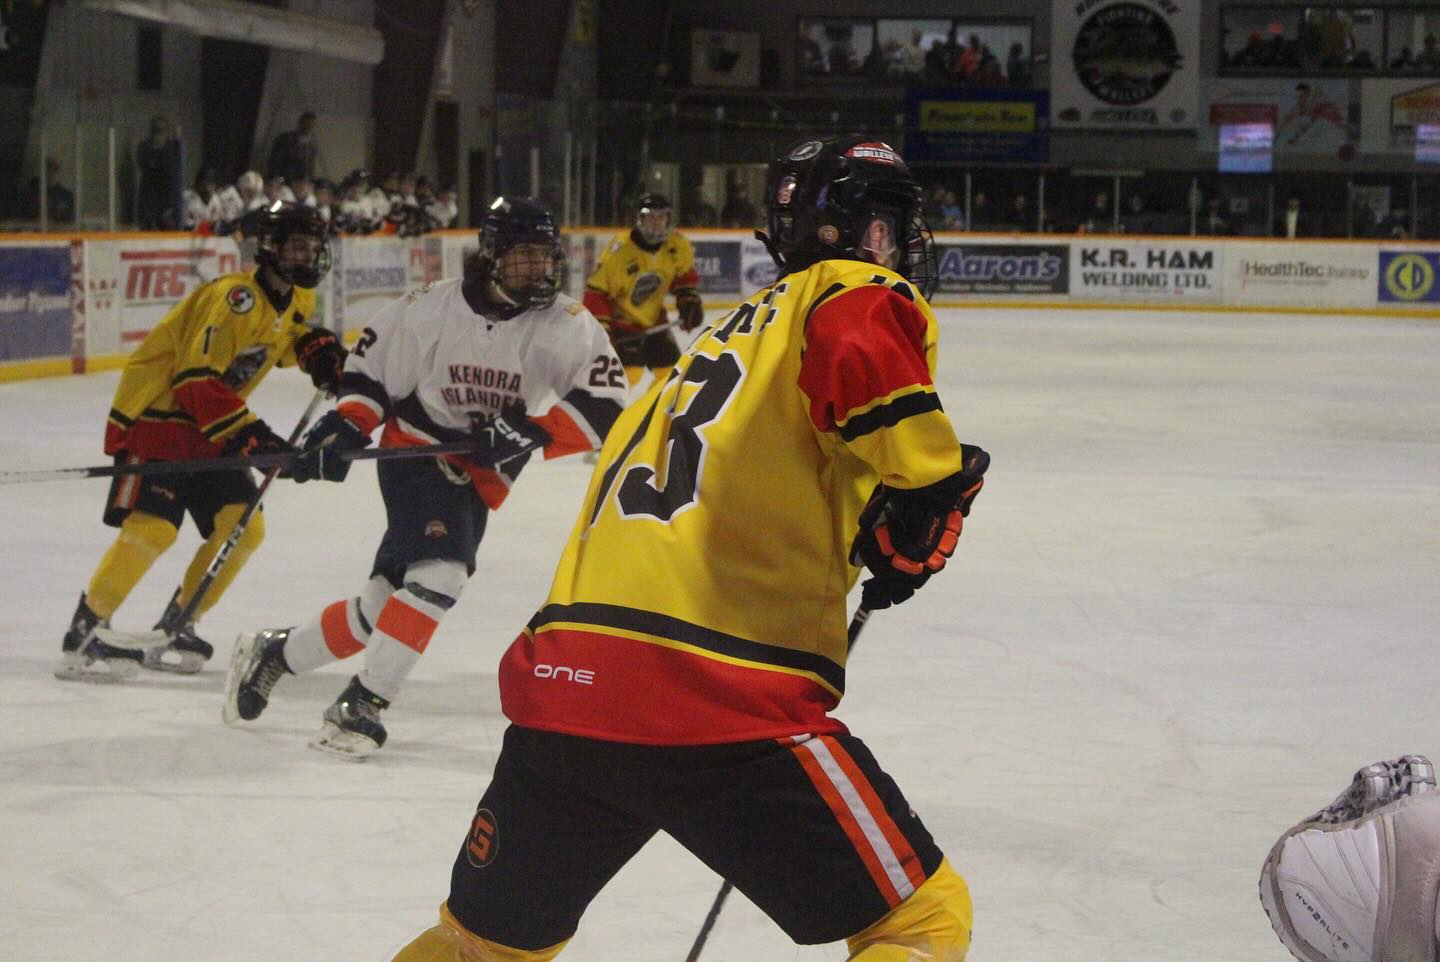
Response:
[1226,245,1374,307]
[0,244,71,361]
[692,240,742,295]
[1071,240,1221,300]
[740,238,780,298]
[339,236,436,330]
[1377,250,1440,303]
[936,243,1069,295]
[1051,0,1201,130]
[83,237,244,352]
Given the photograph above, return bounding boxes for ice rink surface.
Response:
[2,305,1439,962]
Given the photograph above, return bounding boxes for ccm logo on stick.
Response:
[533,663,595,685]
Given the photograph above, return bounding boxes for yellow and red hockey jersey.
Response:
[104,273,316,460]
[582,228,699,332]
[500,257,971,745]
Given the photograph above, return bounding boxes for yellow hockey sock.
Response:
[86,512,178,619]
[846,859,972,962]
[390,903,567,962]
[178,503,265,620]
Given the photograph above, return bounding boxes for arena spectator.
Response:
[426,185,459,228]
[22,157,75,224]
[1007,42,1031,86]
[937,190,965,230]
[1200,197,1232,235]
[136,115,182,230]
[266,111,317,184]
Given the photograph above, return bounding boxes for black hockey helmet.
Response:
[634,191,672,246]
[762,133,937,299]
[476,195,566,310]
[254,201,331,289]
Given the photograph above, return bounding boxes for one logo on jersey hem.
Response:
[227,286,256,313]
[465,806,498,868]
[425,520,449,539]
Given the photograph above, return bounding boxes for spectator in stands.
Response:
[970,190,994,231]
[1418,35,1440,70]
[1378,206,1410,239]
[1200,197,1232,235]
[312,179,336,228]
[1078,191,1112,233]
[427,185,459,229]
[236,170,267,213]
[720,190,757,228]
[263,174,295,206]
[22,156,75,224]
[184,169,226,229]
[1276,195,1309,238]
[1007,42,1031,86]
[266,111,318,185]
[1121,193,1151,233]
[898,29,927,80]
[683,186,718,227]
[1005,193,1033,232]
[136,115,182,230]
[973,50,1006,87]
[292,176,316,208]
[937,190,965,230]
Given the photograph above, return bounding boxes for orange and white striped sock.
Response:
[280,575,393,674]
[359,560,466,702]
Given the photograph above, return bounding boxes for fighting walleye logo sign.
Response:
[1053,0,1199,130]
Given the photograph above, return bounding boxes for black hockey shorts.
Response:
[611,326,680,370]
[446,726,944,950]
[369,456,489,586]
[103,453,257,538]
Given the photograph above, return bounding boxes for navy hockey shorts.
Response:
[611,327,680,370]
[369,456,489,586]
[445,725,944,950]
[103,454,258,538]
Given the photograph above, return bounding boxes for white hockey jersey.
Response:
[335,278,627,509]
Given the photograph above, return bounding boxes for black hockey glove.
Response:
[289,410,371,483]
[849,444,989,610]
[294,327,347,393]
[223,420,295,460]
[675,288,705,332]
[469,402,552,469]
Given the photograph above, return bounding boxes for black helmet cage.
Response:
[477,196,567,310]
[766,136,937,300]
[255,202,331,289]
[635,191,672,246]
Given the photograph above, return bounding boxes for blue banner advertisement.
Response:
[904,88,1050,164]
[693,240,742,294]
[1378,251,1440,303]
[937,243,1069,295]
[0,245,71,361]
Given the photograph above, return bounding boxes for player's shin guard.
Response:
[846,859,972,962]
[358,559,465,703]
[178,503,265,620]
[390,903,567,962]
[85,512,178,618]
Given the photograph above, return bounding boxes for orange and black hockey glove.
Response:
[849,444,989,610]
[223,420,295,461]
[294,327,347,393]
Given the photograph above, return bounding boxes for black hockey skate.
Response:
[54,594,144,683]
[310,676,390,761]
[142,598,215,674]
[222,629,292,725]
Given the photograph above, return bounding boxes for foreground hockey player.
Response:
[57,203,343,681]
[224,196,627,759]
[583,191,704,387]
[1260,755,1440,962]
[389,134,989,960]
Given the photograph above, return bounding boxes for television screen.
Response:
[1219,122,1274,173]
[1417,124,1440,165]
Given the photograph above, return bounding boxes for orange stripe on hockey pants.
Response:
[320,600,366,659]
[375,596,441,653]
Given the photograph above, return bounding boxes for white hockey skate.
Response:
[309,675,390,761]
[54,594,144,683]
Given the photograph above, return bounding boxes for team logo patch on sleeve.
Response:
[227,286,256,313]
[425,520,449,539]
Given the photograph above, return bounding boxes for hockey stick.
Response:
[2,438,502,484]
[95,389,328,658]
[683,603,872,962]
[609,320,679,344]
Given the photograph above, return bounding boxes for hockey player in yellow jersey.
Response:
[56,203,345,682]
[583,192,704,387]
[391,134,989,961]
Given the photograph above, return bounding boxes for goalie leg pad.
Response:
[389,904,567,962]
[846,859,973,962]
